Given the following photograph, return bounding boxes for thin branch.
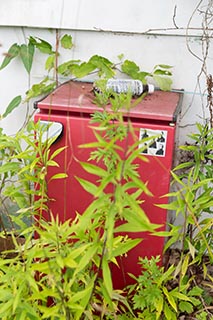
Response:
[186,0,205,62]
[173,5,179,29]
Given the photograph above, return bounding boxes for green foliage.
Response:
[2,30,212,319]
[127,256,205,320]
[0,43,20,70]
[0,92,160,318]
[0,40,35,74]
[1,95,22,119]
[19,42,35,74]
[159,123,213,261]
[25,77,56,102]
[153,122,213,319]
[29,36,54,54]
[60,34,73,49]
[0,120,66,231]
[121,60,173,91]
[0,33,173,119]
[57,55,115,79]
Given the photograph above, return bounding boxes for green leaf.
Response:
[20,43,35,73]
[75,176,99,196]
[64,244,91,265]
[179,301,194,314]
[72,61,96,78]
[155,296,164,319]
[95,173,115,197]
[61,34,73,49]
[181,254,189,278]
[162,286,177,312]
[12,288,21,314]
[131,175,153,196]
[89,55,115,78]
[153,75,172,91]
[56,253,64,269]
[187,240,196,259]
[74,243,99,275]
[46,160,59,167]
[49,173,68,181]
[155,201,179,211]
[0,299,13,316]
[164,301,176,320]
[50,146,67,160]
[45,55,55,71]
[102,256,113,297]
[2,95,22,118]
[121,59,140,77]
[80,162,108,177]
[188,286,203,297]
[57,59,80,75]
[70,282,94,305]
[31,261,51,273]
[171,291,191,302]
[174,161,194,171]
[124,194,150,224]
[156,64,173,69]
[74,278,95,320]
[118,53,124,61]
[76,195,110,231]
[30,37,53,54]
[153,74,172,91]
[111,238,141,258]
[0,162,20,174]
[153,69,172,76]
[170,171,186,187]
[115,221,154,233]
[25,78,56,101]
[0,43,20,70]
[14,193,28,209]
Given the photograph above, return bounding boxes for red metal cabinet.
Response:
[34,81,183,289]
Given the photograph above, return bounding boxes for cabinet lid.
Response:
[35,81,183,123]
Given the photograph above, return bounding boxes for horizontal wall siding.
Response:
[0,0,204,36]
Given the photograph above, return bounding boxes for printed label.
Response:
[139,128,168,157]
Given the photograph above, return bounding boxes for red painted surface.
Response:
[34,81,183,289]
[37,81,182,122]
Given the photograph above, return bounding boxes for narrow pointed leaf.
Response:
[102,256,113,297]
[162,286,177,312]
[74,243,99,275]
[171,291,191,302]
[111,238,141,258]
[20,43,35,73]
[49,173,68,181]
[75,176,99,196]
[2,95,22,118]
[0,162,20,173]
[0,43,20,70]
[80,162,108,177]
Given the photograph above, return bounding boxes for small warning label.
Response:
[139,128,168,157]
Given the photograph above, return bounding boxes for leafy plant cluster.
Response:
[153,122,213,319]
[0,33,172,120]
[127,256,206,320]
[0,121,67,231]
[0,92,160,319]
[0,31,212,319]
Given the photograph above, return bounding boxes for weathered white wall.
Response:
[0,0,203,32]
[0,0,211,146]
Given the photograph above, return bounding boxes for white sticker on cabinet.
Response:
[139,128,168,157]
